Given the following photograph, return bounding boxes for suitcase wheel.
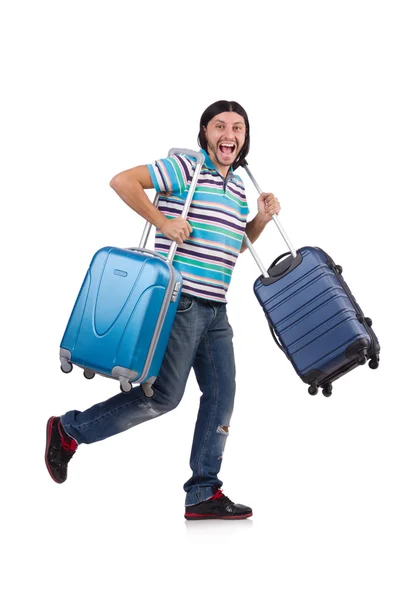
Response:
[120,380,132,393]
[60,361,73,374]
[308,383,319,396]
[335,265,343,275]
[369,355,380,370]
[83,369,95,380]
[322,383,333,398]
[357,350,367,365]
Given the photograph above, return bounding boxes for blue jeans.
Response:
[61,294,236,506]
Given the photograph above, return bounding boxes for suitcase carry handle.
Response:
[139,148,204,265]
[241,159,297,278]
[269,252,292,269]
[126,248,173,261]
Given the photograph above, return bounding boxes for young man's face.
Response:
[204,111,247,175]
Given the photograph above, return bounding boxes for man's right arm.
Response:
[109,165,192,244]
[110,165,166,230]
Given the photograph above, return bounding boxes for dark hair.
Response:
[197,100,250,170]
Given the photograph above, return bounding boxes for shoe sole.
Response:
[184,512,253,520]
[45,416,63,484]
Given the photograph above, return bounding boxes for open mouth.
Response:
[218,143,236,157]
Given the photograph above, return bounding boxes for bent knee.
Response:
[141,383,182,413]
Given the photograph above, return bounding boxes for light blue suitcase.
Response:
[59,148,204,392]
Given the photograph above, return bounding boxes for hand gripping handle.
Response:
[242,160,297,278]
[139,148,204,264]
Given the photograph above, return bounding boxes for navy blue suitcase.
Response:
[242,162,380,397]
[59,148,204,393]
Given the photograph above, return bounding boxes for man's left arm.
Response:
[240,193,281,253]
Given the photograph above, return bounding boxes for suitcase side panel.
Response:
[143,276,184,382]
[60,248,173,378]
[60,268,92,353]
[323,251,380,357]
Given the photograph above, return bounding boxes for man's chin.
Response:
[216,152,236,166]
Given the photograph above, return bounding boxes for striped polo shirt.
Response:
[147,149,249,303]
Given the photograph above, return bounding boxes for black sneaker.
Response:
[45,416,78,483]
[184,489,253,520]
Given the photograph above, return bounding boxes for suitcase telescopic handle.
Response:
[139,148,204,265]
[242,160,297,278]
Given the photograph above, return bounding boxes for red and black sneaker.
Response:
[184,489,253,520]
[45,416,78,484]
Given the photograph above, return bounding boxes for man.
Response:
[45,100,280,520]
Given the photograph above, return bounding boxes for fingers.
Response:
[267,199,281,216]
[180,218,192,242]
[261,192,281,216]
[163,217,192,244]
[171,231,185,245]
[261,192,273,201]
[184,221,192,238]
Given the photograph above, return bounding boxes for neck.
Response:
[217,165,230,178]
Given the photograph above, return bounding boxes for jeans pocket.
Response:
[177,295,194,313]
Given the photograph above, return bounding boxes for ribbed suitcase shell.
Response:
[60,246,182,386]
[254,247,379,388]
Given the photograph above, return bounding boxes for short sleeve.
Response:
[147,154,196,195]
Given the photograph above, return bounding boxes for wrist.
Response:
[155,212,168,231]
[254,212,268,226]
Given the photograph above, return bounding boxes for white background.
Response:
[1,0,396,598]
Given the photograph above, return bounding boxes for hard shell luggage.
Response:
[242,161,380,397]
[59,148,204,392]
